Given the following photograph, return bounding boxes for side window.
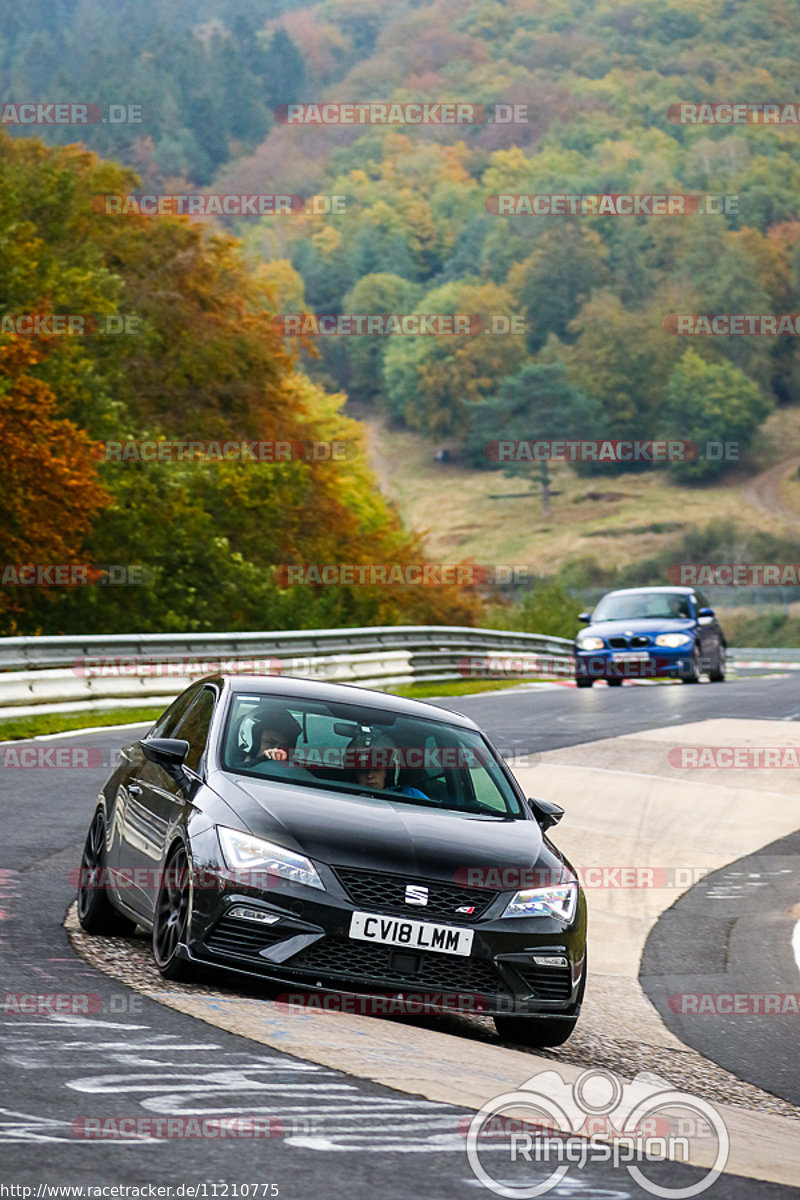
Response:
[173,687,217,773]
[149,685,200,739]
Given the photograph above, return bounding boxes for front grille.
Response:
[514,965,573,1002]
[288,937,504,995]
[205,915,284,961]
[608,636,651,649]
[608,637,628,649]
[630,635,650,648]
[334,866,496,921]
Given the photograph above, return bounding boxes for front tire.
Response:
[152,844,195,981]
[682,645,702,684]
[576,678,593,688]
[709,646,726,683]
[494,1013,578,1047]
[607,678,623,687]
[77,808,137,936]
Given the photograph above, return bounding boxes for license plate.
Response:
[612,651,650,661]
[349,911,474,957]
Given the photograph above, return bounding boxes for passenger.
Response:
[347,731,431,800]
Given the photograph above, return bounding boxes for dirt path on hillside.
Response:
[740,455,800,531]
[360,414,395,495]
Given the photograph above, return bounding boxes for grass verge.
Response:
[0,679,535,741]
[386,678,536,700]
[0,707,163,743]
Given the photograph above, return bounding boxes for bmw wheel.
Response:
[709,646,726,683]
[682,645,702,684]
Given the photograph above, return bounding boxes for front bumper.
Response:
[574,646,693,679]
[185,871,587,1018]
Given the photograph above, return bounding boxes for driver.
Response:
[243,708,302,766]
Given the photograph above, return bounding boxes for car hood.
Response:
[582,617,695,639]
[214,773,545,882]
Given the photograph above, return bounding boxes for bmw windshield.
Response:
[220,692,524,818]
[591,593,693,621]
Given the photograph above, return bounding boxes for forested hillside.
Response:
[3,0,800,634]
[218,0,800,481]
[0,133,477,634]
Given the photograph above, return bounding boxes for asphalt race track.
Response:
[1,672,798,1198]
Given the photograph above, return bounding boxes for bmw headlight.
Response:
[502,882,578,921]
[655,633,692,648]
[217,826,325,891]
[576,636,604,651]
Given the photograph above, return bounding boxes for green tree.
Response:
[382,280,525,437]
[339,273,423,405]
[465,360,607,513]
[662,349,772,482]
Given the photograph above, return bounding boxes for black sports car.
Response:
[77,675,587,1046]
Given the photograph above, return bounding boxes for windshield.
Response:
[220,692,524,818]
[592,592,693,622]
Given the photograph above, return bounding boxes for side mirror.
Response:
[527,796,564,831]
[697,607,714,619]
[578,611,592,624]
[141,738,192,788]
[141,737,190,768]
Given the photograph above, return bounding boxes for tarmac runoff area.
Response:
[67,717,800,1187]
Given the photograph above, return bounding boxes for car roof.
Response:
[600,586,697,597]
[204,674,480,730]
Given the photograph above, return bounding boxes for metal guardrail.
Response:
[0,626,574,718]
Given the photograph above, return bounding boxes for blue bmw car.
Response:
[574,586,726,687]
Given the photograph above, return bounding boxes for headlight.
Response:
[502,882,578,921]
[655,633,692,648]
[576,636,604,651]
[217,826,325,891]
